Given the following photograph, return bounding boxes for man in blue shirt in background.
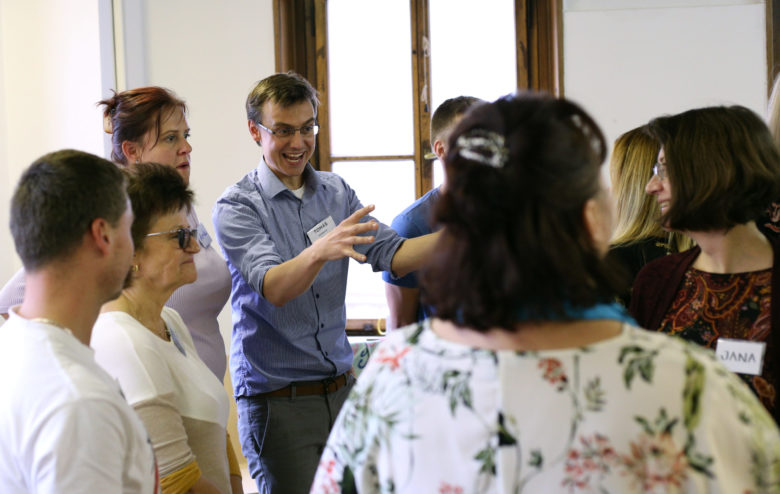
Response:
[383,96,482,329]
[213,72,438,494]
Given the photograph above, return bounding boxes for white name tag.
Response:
[307,216,336,243]
[715,338,766,376]
[196,222,212,248]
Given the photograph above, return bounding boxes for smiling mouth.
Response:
[283,152,305,164]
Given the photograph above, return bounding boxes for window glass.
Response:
[333,160,416,319]
[429,0,517,109]
[433,159,444,189]
[328,1,414,157]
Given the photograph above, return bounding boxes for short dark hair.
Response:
[99,86,188,165]
[422,92,621,331]
[125,162,194,250]
[246,72,320,125]
[648,105,780,231]
[10,150,127,271]
[431,96,482,144]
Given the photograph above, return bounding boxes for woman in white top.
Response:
[0,87,231,380]
[92,163,240,494]
[310,93,780,493]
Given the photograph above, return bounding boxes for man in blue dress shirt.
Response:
[382,96,482,330]
[213,72,438,494]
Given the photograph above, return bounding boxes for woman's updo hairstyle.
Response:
[422,92,622,331]
[98,87,187,165]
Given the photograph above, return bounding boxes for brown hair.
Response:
[124,162,194,250]
[11,150,127,270]
[648,105,780,231]
[610,126,693,252]
[422,92,623,330]
[98,87,187,165]
[431,96,482,144]
[246,72,320,125]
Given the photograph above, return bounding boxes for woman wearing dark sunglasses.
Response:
[92,163,235,494]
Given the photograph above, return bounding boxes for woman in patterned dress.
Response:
[310,94,780,494]
[631,106,780,422]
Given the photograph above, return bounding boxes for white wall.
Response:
[0,0,112,283]
[563,0,767,153]
[115,0,275,347]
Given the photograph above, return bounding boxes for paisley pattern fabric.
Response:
[658,268,775,415]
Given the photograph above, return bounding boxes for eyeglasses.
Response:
[254,121,319,139]
[145,227,197,249]
[652,162,667,181]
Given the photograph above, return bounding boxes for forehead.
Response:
[261,99,315,125]
[150,207,189,231]
[159,108,188,130]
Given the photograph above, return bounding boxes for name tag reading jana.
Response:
[307,216,336,243]
[715,338,766,376]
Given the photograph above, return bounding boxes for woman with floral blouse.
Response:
[310,93,780,494]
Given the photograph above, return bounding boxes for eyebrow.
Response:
[272,118,316,127]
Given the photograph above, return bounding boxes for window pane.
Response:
[328,1,413,157]
[429,0,517,110]
[433,159,444,189]
[332,160,416,319]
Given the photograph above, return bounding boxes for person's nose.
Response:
[645,175,661,195]
[181,139,193,154]
[185,234,200,254]
[289,129,306,148]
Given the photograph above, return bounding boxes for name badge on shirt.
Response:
[307,216,336,243]
[715,338,766,376]
[196,222,212,248]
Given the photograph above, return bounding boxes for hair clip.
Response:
[456,130,508,168]
[570,114,602,156]
[103,114,113,134]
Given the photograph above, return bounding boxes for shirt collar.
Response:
[256,157,323,199]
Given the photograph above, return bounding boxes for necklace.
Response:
[31,317,74,336]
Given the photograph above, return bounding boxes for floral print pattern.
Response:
[310,321,780,493]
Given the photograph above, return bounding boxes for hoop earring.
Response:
[131,264,139,272]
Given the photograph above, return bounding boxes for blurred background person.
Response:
[607,125,692,304]
[91,163,241,494]
[632,105,780,422]
[311,94,780,493]
[0,86,231,382]
[383,95,482,329]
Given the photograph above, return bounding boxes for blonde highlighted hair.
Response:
[768,73,780,146]
[610,126,692,252]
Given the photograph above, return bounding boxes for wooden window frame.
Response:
[272,0,561,331]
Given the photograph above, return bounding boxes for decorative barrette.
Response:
[456,129,508,168]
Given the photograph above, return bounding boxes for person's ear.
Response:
[248,120,261,142]
[583,197,611,255]
[433,139,446,161]
[88,218,112,257]
[121,140,142,165]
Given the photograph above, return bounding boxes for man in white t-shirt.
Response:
[0,150,159,493]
